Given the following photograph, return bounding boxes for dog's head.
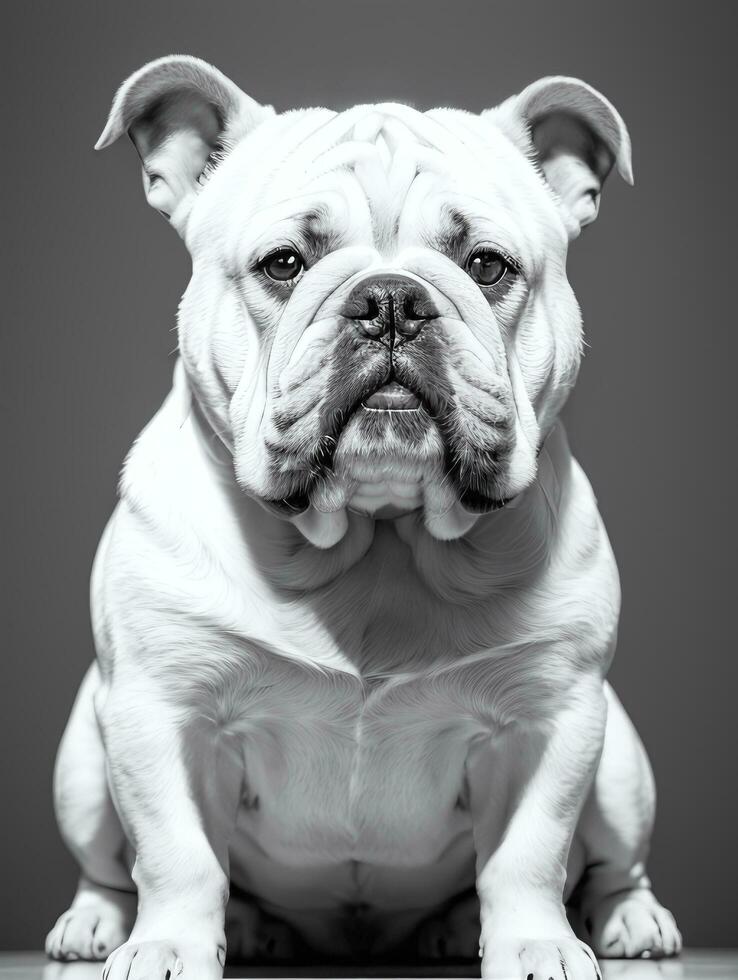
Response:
[99,56,631,547]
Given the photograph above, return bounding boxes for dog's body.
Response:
[47,58,680,979]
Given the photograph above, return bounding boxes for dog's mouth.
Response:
[257,352,517,545]
[361,380,421,412]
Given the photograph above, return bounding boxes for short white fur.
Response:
[46,56,680,980]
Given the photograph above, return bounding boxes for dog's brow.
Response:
[435,207,471,256]
[300,210,339,255]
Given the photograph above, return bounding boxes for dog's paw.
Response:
[45,884,134,961]
[584,889,682,959]
[417,892,481,959]
[103,936,224,980]
[481,936,601,980]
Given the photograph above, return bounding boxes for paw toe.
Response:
[597,915,628,957]
[652,905,683,957]
[47,907,128,962]
[46,910,95,961]
[622,907,662,957]
[104,938,223,980]
[59,910,98,960]
[482,937,600,980]
[93,915,129,959]
[45,915,70,960]
[105,942,179,980]
[585,891,681,959]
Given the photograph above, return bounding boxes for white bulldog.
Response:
[46,56,681,980]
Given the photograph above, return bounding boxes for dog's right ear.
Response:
[486,77,632,239]
[96,55,274,233]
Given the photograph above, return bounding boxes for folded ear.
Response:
[487,76,633,238]
[96,55,274,232]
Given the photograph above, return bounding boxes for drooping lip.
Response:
[361,380,421,411]
[258,368,512,520]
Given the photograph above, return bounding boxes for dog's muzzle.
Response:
[265,270,518,547]
[342,274,438,410]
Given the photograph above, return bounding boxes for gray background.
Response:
[2,0,735,953]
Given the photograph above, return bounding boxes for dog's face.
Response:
[99,57,631,546]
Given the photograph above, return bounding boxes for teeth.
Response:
[291,507,348,549]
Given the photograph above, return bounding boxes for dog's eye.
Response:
[260,248,305,283]
[466,248,510,287]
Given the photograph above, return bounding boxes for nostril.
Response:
[356,295,381,320]
[403,294,436,321]
[346,293,386,339]
[343,279,437,344]
[394,292,437,339]
[403,295,420,320]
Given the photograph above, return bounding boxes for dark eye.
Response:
[466,248,509,287]
[260,248,305,283]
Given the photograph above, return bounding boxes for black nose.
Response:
[341,275,438,342]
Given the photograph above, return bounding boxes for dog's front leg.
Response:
[96,678,239,980]
[469,676,606,980]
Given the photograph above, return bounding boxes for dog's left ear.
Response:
[487,76,633,238]
[96,55,274,234]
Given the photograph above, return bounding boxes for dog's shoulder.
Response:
[93,360,239,620]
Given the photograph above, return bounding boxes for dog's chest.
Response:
[219,532,507,867]
[228,654,485,870]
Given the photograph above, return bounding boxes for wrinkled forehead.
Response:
[195,102,561,265]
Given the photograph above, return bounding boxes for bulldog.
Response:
[46,56,682,980]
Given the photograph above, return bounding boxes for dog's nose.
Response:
[341,275,438,342]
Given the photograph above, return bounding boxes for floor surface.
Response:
[0,950,735,980]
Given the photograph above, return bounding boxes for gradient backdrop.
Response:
[2,0,735,952]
